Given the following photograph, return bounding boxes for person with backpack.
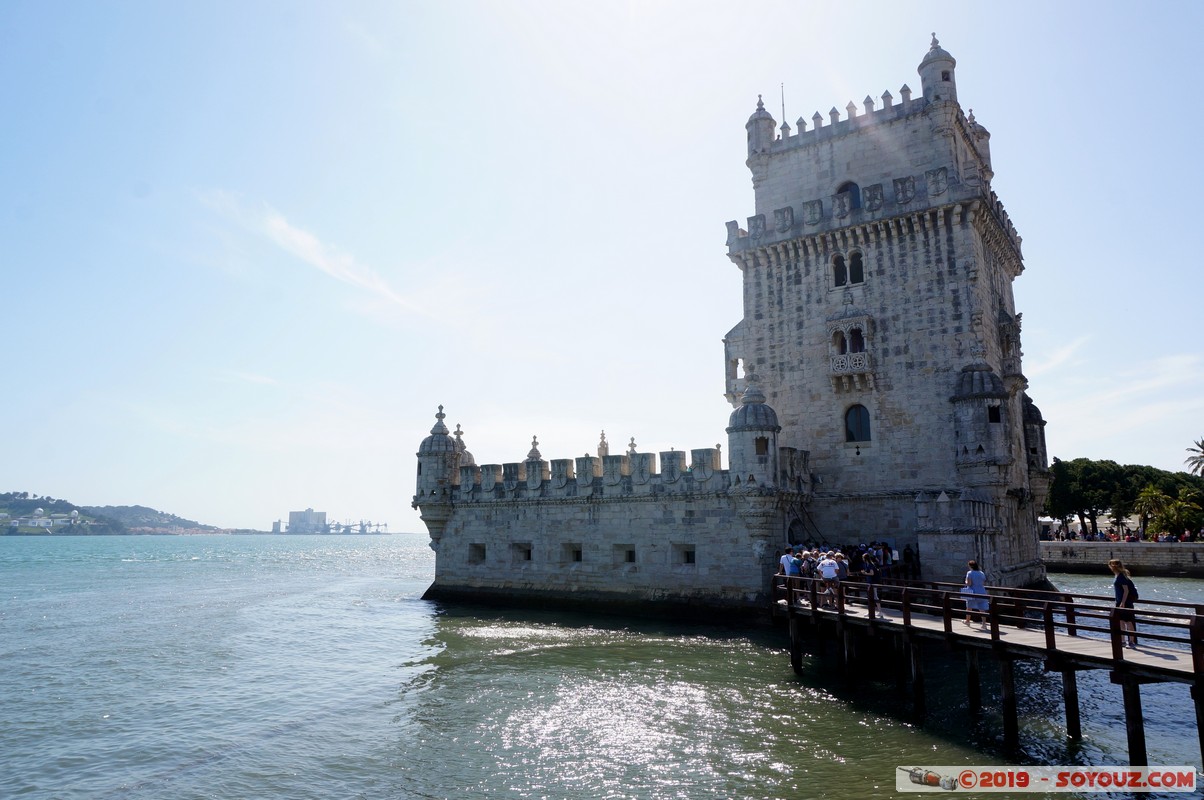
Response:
[1108,558,1139,648]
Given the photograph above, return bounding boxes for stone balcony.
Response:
[830,352,874,392]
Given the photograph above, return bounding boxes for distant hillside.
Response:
[1,492,257,535]
[81,504,217,532]
[1,492,124,534]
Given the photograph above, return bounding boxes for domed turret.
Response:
[918,33,957,104]
[1021,393,1049,472]
[952,363,1006,399]
[416,405,458,500]
[951,365,1011,473]
[745,95,776,157]
[726,383,780,432]
[726,382,782,489]
[453,424,475,467]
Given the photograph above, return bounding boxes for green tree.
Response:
[1186,438,1204,476]
[1152,488,1203,537]
[1133,484,1170,538]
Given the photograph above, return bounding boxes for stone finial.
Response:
[756,93,764,109]
[881,90,893,109]
[597,430,609,458]
[900,84,912,105]
[796,116,806,132]
[430,405,449,435]
[967,108,977,126]
[527,436,541,461]
[845,100,857,119]
[829,107,840,126]
[780,120,791,136]
[930,32,940,50]
[863,95,874,115]
[812,110,823,129]
[628,437,637,455]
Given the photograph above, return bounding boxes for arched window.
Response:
[837,181,861,210]
[832,330,848,354]
[845,404,871,442]
[849,251,865,284]
[849,328,865,353]
[833,255,847,287]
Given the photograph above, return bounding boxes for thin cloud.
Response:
[1025,335,1090,377]
[216,370,280,386]
[199,190,422,315]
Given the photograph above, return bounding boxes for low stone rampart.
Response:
[1040,540,1204,579]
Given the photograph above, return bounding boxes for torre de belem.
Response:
[415,37,1050,614]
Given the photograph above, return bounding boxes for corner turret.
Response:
[918,33,957,104]
[745,95,776,157]
[726,382,781,489]
[950,364,1011,476]
[416,405,458,500]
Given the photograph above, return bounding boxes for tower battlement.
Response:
[768,85,925,151]
[414,425,811,507]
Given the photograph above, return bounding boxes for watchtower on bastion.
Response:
[414,37,1050,613]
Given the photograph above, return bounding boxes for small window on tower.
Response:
[849,252,865,284]
[988,406,1001,424]
[845,404,871,442]
[832,330,848,354]
[755,436,769,456]
[942,71,950,81]
[849,328,865,353]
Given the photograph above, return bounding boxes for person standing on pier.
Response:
[962,560,989,628]
[779,547,800,577]
[1108,558,1139,648]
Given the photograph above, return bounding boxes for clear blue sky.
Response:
[4,1,1201,531]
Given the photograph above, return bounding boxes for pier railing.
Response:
[773,574,1204,679]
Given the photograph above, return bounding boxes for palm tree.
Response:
[1156,489,1202,539]
[1133,484,1170,538]
[1186,437,1204,476]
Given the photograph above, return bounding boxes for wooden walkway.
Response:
[773,575,1204,765]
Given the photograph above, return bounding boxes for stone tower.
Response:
[723,36,1049,586]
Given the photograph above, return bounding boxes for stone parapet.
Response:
[1040,540,1204,579]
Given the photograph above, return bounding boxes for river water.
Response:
[0,534,1198,799]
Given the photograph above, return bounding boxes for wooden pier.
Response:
[774,575,1204,766]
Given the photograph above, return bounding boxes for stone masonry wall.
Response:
[427,494,784,610]
[1041,541,1204,579]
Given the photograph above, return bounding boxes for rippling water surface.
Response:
[1,535,1199,799]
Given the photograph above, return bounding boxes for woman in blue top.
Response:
[963,560,989,628]
[1108,558,1139,648]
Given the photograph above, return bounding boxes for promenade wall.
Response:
[1040,540,1204,579]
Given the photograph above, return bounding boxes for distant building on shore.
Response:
[286,508,327,534]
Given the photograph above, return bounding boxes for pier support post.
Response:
[1121,676,1147,766]
[842,629,856,675]
[894,636,907,691]
[789,616,804,676]
[1000,659,1019,752]
[966,650,981,713]
[910,641,926,716]
[1193,684,1204,773]
[1062,668,1081,740]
